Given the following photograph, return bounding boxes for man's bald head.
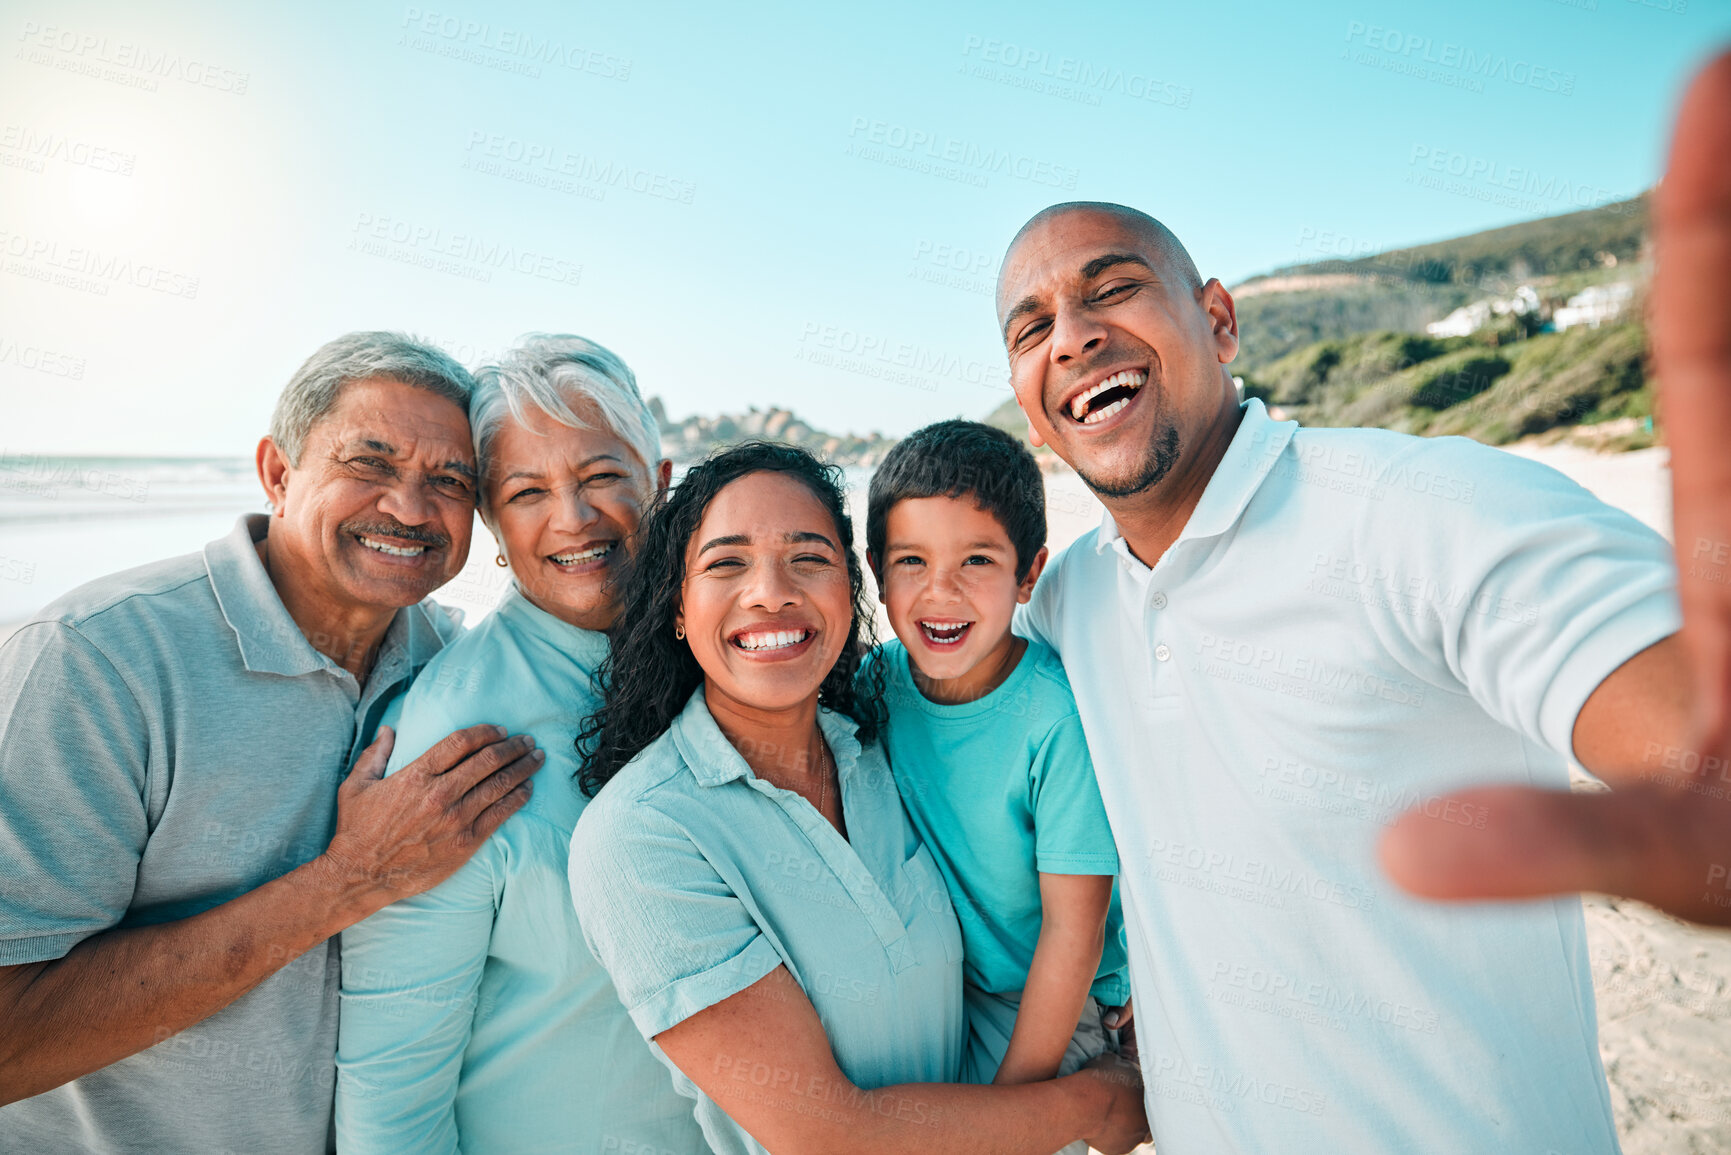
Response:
[999,202,1203,305]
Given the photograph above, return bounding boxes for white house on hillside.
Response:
[1553,282,1634,332]
[1425,285,1540,339]
[1425,301,1492,338]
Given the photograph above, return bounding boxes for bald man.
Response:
[999,194,1688,1151]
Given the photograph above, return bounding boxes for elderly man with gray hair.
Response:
[0,332,544,1153]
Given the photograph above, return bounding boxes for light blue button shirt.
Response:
[570,688,966,1155]
[336,586,708,1155]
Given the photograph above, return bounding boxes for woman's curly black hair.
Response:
[576,441,886,797]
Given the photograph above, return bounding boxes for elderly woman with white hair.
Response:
[334,335,703,1154]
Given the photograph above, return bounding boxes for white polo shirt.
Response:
[1018,400,1676,1155]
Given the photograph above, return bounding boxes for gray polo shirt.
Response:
[0,514,460,1154]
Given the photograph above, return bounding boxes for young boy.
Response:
[864,420,1131,1120]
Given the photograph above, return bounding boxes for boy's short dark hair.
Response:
[866,420,1046,580]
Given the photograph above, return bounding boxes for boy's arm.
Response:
[993,872,1113,1086]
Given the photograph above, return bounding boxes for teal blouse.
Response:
[335,587,708,1154]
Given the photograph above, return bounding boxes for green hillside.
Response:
[1234,193,1648,374]
[1234,280,1471,373]
[1243,317,1649,446]
[1246,193,1649,290]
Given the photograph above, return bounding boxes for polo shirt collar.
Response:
[380,591,451,682]
[496,584,611,677]
[1094,398,1298,556]
[205,513,447,679]
[670,684,865,790]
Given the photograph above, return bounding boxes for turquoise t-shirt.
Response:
[871,639,1130,1010]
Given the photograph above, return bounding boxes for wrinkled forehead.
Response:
[995,209,1161,318]
[317,378,476,465]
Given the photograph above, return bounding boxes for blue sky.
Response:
[2,0,1725,452]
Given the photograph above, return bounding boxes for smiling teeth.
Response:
[358,536,426,557]
[1083,398,1131,424]
[919,620,970,644]
[1070,369,1148,420]
[736,629,810,651]
[551,543,614,565]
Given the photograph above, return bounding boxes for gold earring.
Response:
[495,554,508,568]
[674,624,686,640]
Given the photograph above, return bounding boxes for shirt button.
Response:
[1150,591,1168,610]
[1154,644,1171,662]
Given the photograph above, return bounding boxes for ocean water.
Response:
[0,455,261,625]
[0,454,508,627]
[0,455,879,628]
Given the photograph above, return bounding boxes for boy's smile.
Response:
[917,618,973,647]
[875,495,1046,704]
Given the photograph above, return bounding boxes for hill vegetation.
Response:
[1241,316,1649,446]
[1245,193,1649,289]
[1233,193,1649,374]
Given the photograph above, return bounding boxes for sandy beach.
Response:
[2,441,1726,1151]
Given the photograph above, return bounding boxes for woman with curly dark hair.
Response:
[569,442,1148,1155]
[573,440,884,798]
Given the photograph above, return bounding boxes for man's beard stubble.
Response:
[1075,423,1181,499]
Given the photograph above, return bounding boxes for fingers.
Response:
[345,725,395,783]
[1117,1019,1139,1067]
[1656,52,1731,744]
[436,733,538,802]
[468,776,536,843]
[1652,51,1731,368]
[323,731,544,903]
[406,723,511,778]
[1103,999,1133,1029]
[453,748,544,828]
[1379,783,1731,925]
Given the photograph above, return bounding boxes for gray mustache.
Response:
[342,519,449,549]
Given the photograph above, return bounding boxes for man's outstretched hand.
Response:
[1380,50,1731,926]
